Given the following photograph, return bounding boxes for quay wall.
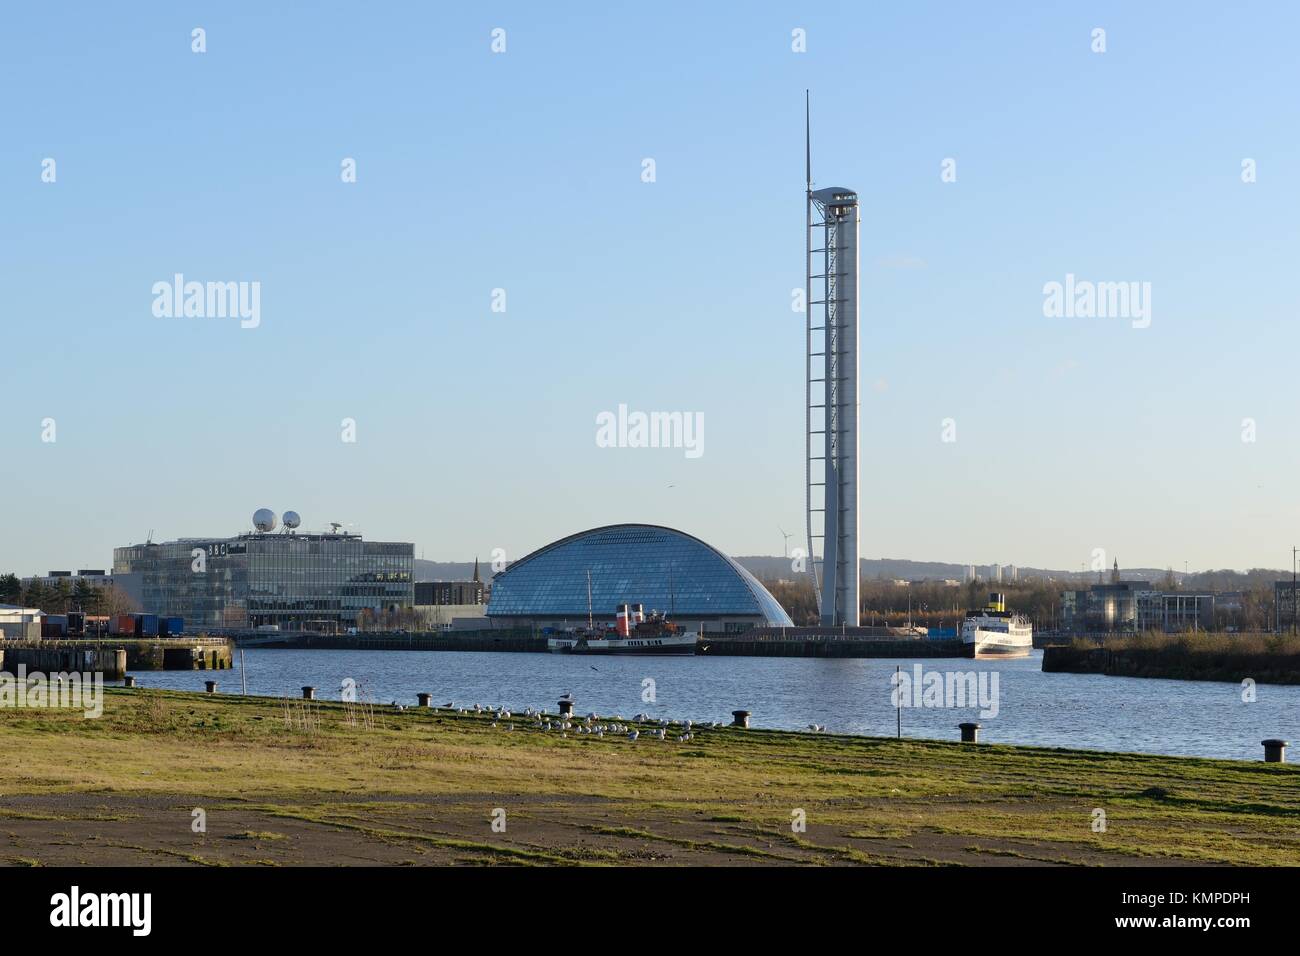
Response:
[1,644,127,679]
[1042,644,1300,685]
[232,628,965,658]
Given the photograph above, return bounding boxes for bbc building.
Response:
[113,522,413,630]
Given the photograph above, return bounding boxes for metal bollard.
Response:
[959,722,981,743]
[557,698,574,717]
[123,675,136,688]
[731,710,751,728]
[417,693,432,707]
[302,686,316,700]
[1262,739,1289,763]
[205,680,218,694]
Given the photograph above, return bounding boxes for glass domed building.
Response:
[486,524,793,632]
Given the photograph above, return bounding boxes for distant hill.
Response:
[415,560,484,582]
[731,558,1289,589]
[419,556,1288,589]
[733,556,1079,582]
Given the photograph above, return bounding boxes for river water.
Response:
[125,648,1298,761]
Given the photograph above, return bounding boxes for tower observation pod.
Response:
[804,94,860,627]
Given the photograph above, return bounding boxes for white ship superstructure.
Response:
[961,592,1033,659]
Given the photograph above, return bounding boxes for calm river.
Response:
[124,648,1297,761]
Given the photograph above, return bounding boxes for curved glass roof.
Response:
[487,524,793,625]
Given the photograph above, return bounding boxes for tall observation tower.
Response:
[804,93,860,627]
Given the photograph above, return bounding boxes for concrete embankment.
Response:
[700,636,964,658]
[1,640,232,675]
[1,644,127,679]
[235,630,546,653]
[234,628,965,658]
[1042,643,1300,684]
[125,639,233,671]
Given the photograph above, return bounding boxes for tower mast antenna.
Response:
[805,89,812,194]
[804,90,861,627]
[804,89,822,612]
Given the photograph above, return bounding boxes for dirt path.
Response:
[0,791,1178,867]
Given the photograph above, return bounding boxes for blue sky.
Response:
[2,2,1297,576]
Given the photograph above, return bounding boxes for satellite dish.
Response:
[253,508,277,533]
[282,511,301,530]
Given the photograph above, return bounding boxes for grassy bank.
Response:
[1044,632,1300,684]
[0,688,1297,866]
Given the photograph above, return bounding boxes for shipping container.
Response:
[135,614,159,637]
[159,616,184,637]
[112,614,136,636]
[41,617,68,638]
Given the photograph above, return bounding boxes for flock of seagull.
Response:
[388,697,832,740]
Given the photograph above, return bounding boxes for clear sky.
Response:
[2,2,1297,576]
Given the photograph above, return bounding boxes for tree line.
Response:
[0,574,138,618]
[761,575,1288,632]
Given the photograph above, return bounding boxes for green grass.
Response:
[1,688,1298,865]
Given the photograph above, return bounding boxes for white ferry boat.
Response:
[546,603,697,656]
[961,592,1033,659]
